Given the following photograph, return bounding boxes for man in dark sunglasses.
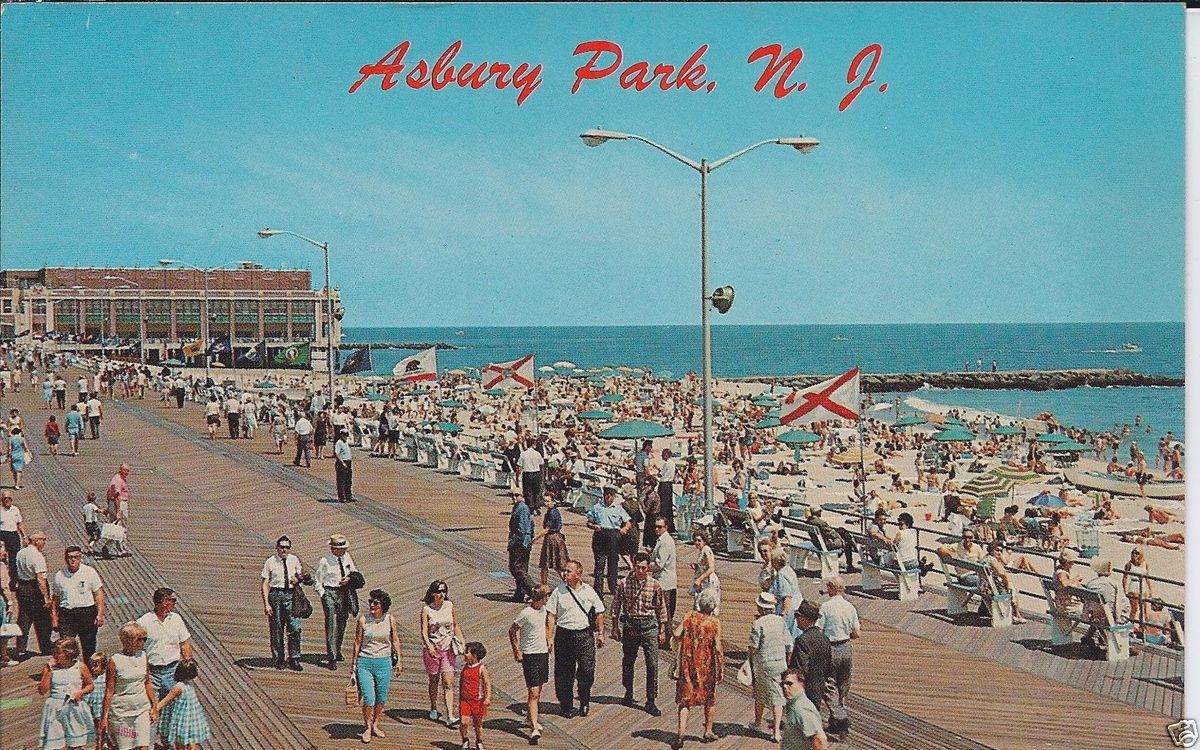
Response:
[779,667,828,750]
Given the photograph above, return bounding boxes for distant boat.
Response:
[1064,467,1183,500]
[832,335,848,341]
[455,330,466,336]
[1121,342,1142,352]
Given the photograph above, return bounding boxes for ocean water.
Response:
[341,322,1185,438]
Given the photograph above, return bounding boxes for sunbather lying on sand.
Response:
[1144,505,1178,524]
[1120,526,1184,549]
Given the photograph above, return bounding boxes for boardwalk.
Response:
[0,384,1179,750]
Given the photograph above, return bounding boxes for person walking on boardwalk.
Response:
[8,427,30,490]
[53,374,67,411]
[223,392,241,440]
[151,657,212,749]
[293,411,313,468]
[37,636,96,750]
[536,495,569,588]
[135,588,192,743]
[747,591,789,742]
[16,531,52,658]
[333,430,355,502]
[50,546,106,662]
[420,580,464,727]
[611,551,668,717]
[314,534,359,669]
[261,536,305,671]
[99,622,157,750]
[0,491,26,583]
[672,589,723,748]
[816,576,859,739]
[106,464,132,529]
[65,405,84,457]
[586,486,631,599]
[788,601,831,724]
[85,394,103,440]
[650,516,678,626]
[780,667,829,750]
[509,584,551,743]
[509,492,536,603]
[546,559,605,718]
[352,588,403,743]
[518,437,545,515]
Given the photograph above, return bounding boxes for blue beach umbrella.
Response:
[483,388,507,397]
[754,415,782,430]
[989,425,1022,436]
[366,392,390,402]
[598,420,674,440]
[1036,432,1071,444]
[931,428,975,442]
[1028,491,1066,509]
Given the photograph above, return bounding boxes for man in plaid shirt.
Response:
[610,551,668,716]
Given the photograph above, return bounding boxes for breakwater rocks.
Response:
[340,342,459,351]
[738,368,1183,394]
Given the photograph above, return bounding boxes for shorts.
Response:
[207,415,221,425]
[85,522,100,541]
[388,430,400,445]
[521,652,549,688]
[459,698,487,719]
[47,435,59,445]
[422,647,456,675]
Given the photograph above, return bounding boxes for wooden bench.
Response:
[939,557,1012,628]
[416,436,439,467]
[718,506,755,556]
[1039,580,1132,661]
[779,518,841,578]
[462,448,490,481]
[397,433,419,462]
[484,450,515,489]
[858,534,920,601]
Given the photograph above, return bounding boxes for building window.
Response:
[263,301,288,339]
[234,300,259,339]
[175,300,200,338]
[209,300,231,327]
[32,299,47,316]
[1,299,11,314]
[114,300,141,336]
[145,300,171,338]
[53,300,78,333]
[289,301,315,340]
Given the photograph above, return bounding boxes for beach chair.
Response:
[939,558,1012,628]
[718,506,754,556]
[1041,582,1132,661]
[859,534,920,601]
[780,518,840,578]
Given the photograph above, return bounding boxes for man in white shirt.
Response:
[15,530,51,657]
[545,560,605,718]
[293,413,313,468]
[0,491,25,583]
[224,395,242,439]
[76,375,89,401]
[650,516,678,624]
[53,375,67,409]
[85,394,103,439]
[136,587,193,714]
[815,576,860,738]
[172,376,186,408]
[334,431,354,503]
[518,438,546,514]
[261,535,305,670]
[50,546,106,661]
[314,534,358,669]
[656,448,679,534]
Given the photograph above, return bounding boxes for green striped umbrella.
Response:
[961,473,1014,498]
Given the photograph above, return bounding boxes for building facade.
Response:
[0,265,343,370]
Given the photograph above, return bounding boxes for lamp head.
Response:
[580,129,629,148]
[777,137,820,154]
[710,285,735,314]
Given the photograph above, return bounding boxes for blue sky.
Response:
[0,3,1184,326]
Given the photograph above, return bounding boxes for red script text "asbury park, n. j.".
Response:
[348,40,544,106]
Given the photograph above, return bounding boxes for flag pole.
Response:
[533,357,541,438]
[857,363,868,534]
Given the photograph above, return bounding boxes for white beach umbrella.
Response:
[454,384,473,392]
[538,365,556,373]
[553,360,576,369]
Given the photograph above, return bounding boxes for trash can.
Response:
[1076,523,1100,558]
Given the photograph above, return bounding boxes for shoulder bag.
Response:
[565,584,598,633]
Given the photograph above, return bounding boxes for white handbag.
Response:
[736,659,753,686]
[0,623,22,637]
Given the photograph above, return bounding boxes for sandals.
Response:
[702,733,719,743]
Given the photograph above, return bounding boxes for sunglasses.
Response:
[780,680,799,687]
[277,545,291,550]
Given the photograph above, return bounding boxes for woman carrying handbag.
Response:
[350,589,403,744]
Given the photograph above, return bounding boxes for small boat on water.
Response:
[832,335,848,341]
[1064,467,1184,500]
[1121,342,1142,352]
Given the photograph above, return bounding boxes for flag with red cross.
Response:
[779,367,861,425]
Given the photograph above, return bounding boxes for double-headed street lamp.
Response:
[581,129,819,510]
[158,260,248,382]
[102,275,147,365]
[256,229,336,407]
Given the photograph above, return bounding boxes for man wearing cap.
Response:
[610,551,668,716]
[508,492,536,604]
[261,535,305,670]
[749,590,790,740]
[586,486,632,599]
[15,530,51,658]
[789,601,831,716]
[136,587,193,725]
[333,429,354,502]
[314,534,359,669]
[49,546,106,662]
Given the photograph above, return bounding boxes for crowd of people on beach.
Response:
[0,340,1185,750]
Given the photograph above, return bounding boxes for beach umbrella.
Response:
[439,399,466,408]
[410,389,431,396]
[587,376,607,386]
[483,387,506,397]
[453,384,473,392]
[657,370,675,380]
[1028,491,1066,509]
[1049,440,1090,452]
[366,392,390,401]
[598,419,674,440]
[1035,432,1071,444]
[254,381,279,389]
[931,428,975,442]
[538,365,556,373]
[961,473,1014,498]
[829,446,882,467]
[444,368,466,376]
[752,395,779,406]
[754,415,782,430]
[579,409,615,421]
[598,393,625,404]
[989,425,1022,436]
[553,360,576,369]
[435,422,464,434]
[777,430,820,445]
[893,415,926,427]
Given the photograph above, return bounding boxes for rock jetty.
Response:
[339,341,459,351]
[738,368,1182,394]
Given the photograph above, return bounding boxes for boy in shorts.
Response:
[458,641,491,750]
[509,584,550,743]
[82,492,103,554]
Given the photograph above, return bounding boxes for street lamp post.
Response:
[256,229,335,408]
[103,275,147,365]
[581,129,819,509]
